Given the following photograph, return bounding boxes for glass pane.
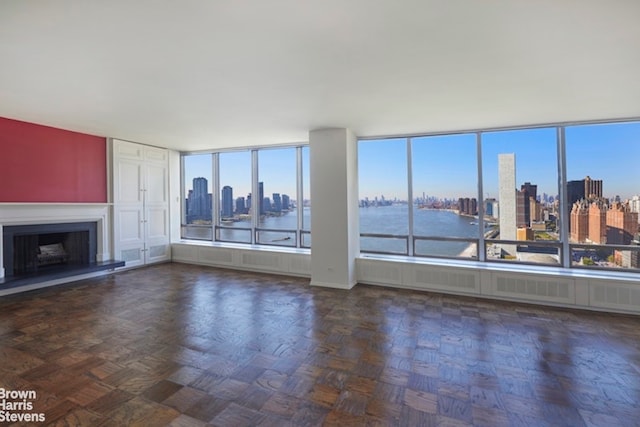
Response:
[360,236,408,255]
[183,154,213,239]
[258,147,297,231]
[219,151,252,243]
[302,146,311,232]
[566,122,640,257]
[415,239,477,259]
[217,226,251,244]
[256,229,297,247]
[565,122,640,269]
[181,225,212,241]
[486,242,561,266]
[359,139,408,254]
[301,231,311,248]
[481,128,560,264]
[571,246,640,270]
[412,134,479,259]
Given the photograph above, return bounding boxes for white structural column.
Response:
[309,128,359,289]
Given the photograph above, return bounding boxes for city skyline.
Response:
[185,176,293,223]
[185,121,639,203]
[359,122,640,201]
[183,147,308,199]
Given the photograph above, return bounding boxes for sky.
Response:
[184,146,308,200]
[185,121,640,203]
[360,121,640,201]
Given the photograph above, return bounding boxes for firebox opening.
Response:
[1,221,125,289]
[13,230,90,276]
[3,222,97,278]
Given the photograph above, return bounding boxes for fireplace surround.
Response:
[0,204,124,292]
[3,222,97,277]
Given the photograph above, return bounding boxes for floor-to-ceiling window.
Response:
[358,138,409,255]
[412,133,479,259]
[358,119,640,271]
[481,127,560,265]
[182,153,213,240]
[565,121,640,269]
[301,146,311,248]
[218,150,253,244]
[181,145,309,248]
[256,147,298,247]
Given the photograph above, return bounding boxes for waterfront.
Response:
[360,205,479,256]
[188,205,633,269]
[212,204,480,256]
[216,207,310,246]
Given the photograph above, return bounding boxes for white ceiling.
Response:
[1,1,639,151]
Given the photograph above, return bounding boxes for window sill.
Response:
[359,253,639,282]
[173,239,311,255]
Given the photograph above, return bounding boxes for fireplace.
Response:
[2,222,97,278]
[0,205,125,292]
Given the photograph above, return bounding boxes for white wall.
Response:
[309,128,359,289]
[168,149,182,242]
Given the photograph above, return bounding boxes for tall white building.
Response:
[498,154,517,254]
[630,195,640,223]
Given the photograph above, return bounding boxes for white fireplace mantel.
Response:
[0,203,113,278]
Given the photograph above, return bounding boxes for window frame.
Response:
[181,143,309,249]
[358,119,640,272]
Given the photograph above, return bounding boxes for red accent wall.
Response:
[0,117,107,203]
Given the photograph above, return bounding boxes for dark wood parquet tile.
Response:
[1,263,640,426]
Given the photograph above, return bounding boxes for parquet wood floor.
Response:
[1,263,639,426]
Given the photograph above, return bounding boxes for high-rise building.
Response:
[258,182,265,215]
[235,197,246,214]
[584,176,603,200]
[263,197,271,213]
[630,195,640,223]
[568,176,603,203]
[517,182,538,227]
[187,177,212,222]
[567,176,604,229]
[588,201,607,244]
[521,182,537,202]
[458,197,477,215]
[498,154,517,250]
[567,179,585,209]
[193,177,208,198]
[221,185,233,218]
[570,199,638,246]
[484,199,493,216]
[570,200,589,242]
[282,194,290,210]
[529,197,542,223]
[516,189,529,227]
[485,198,496,217]
[272,193,282,212]
[606,202,638,245]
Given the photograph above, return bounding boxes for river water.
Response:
[216,205,479,256]
[359,204,479,256]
